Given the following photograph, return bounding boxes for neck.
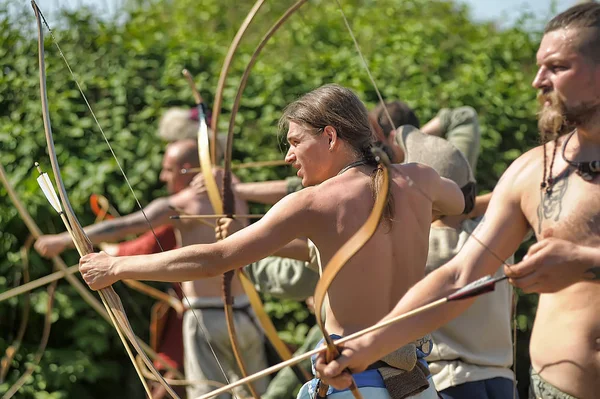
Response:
[560,130,600,181]
[337,159,367,176]
[330,147,365,177]
[570,128,600,160]
[575,110,600,145]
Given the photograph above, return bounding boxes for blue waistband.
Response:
[308,334,431,396]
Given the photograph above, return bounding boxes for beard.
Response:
[537,90,599,142]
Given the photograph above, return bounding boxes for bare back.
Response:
[309,163,450,336]
[171,185,245,299]
[518,140,600,397]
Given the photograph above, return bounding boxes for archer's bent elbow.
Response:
[455,186,466,216]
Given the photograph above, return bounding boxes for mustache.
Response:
[537,90,559,107]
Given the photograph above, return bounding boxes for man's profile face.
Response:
[284,121,331,186]
[533,28,600,135]
[160,149,185,194]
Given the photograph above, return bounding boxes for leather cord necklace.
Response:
[561,129,600,181]
[337,160,367,176]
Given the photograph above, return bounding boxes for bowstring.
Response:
[334,2,518,396]
[334,0,516,272]
[35,5,238,395]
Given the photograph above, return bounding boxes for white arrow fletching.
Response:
[37,173,62,213]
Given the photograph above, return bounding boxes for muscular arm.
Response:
[430,170,465,216]
[273,238,310,261]
[80,197,175,244]
[584,253,600,280]
[35,196,177,258]
[467,192,493,219]
[80,188,318,289]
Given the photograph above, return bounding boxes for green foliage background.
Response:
[0,0,549,397]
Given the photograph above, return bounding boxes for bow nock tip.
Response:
[371,146,391,167]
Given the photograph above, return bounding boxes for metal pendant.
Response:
[578,170,594,181]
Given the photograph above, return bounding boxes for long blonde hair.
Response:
[279,84,394,223]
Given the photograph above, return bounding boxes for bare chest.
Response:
[523,169,600,245]
[173,197,217,246]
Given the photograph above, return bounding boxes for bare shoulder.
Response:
[394,162,437,176]
[495,144,545,197]
[281,184,319,211]
[392,162,440,188]
[508,144,544,172]
[169,186,202,209]
[259,185,320,238]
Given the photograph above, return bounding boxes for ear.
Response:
[180,162,192,172]
[323,126,338,150]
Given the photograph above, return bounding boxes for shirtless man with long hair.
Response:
[79,84,465,398]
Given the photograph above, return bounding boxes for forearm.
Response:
[42,222,130,251]
[83,217,148,245]
[434,177,465,216]
[234,181,289,205]
[467,192,493,219]
[419,116,443,136]
[581,245,600,282]
[114,243,229,282]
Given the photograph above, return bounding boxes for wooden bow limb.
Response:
[218,0,314,387]
[188,5,316,381]
[2,278,57,399]
[34,167,152,398]
[170,214,263,220]
[312,150,391,399]
[0,163,182,380]
[223,0,308,176]
[135,355,225,388]
[89,195,185,314]
[181,159,289,174]
[0,237,33,384]
[0,264,77,303]
[194,273,510,399]
[90,193,120,223]
[210,0,267,164]
[334,3,518,397]
[236,269,312,385]
[122,280,185,315]
[31,3,179,396]
[0,265,184,317]
[183,69,260,399]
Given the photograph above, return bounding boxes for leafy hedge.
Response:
[1,0,546,397]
